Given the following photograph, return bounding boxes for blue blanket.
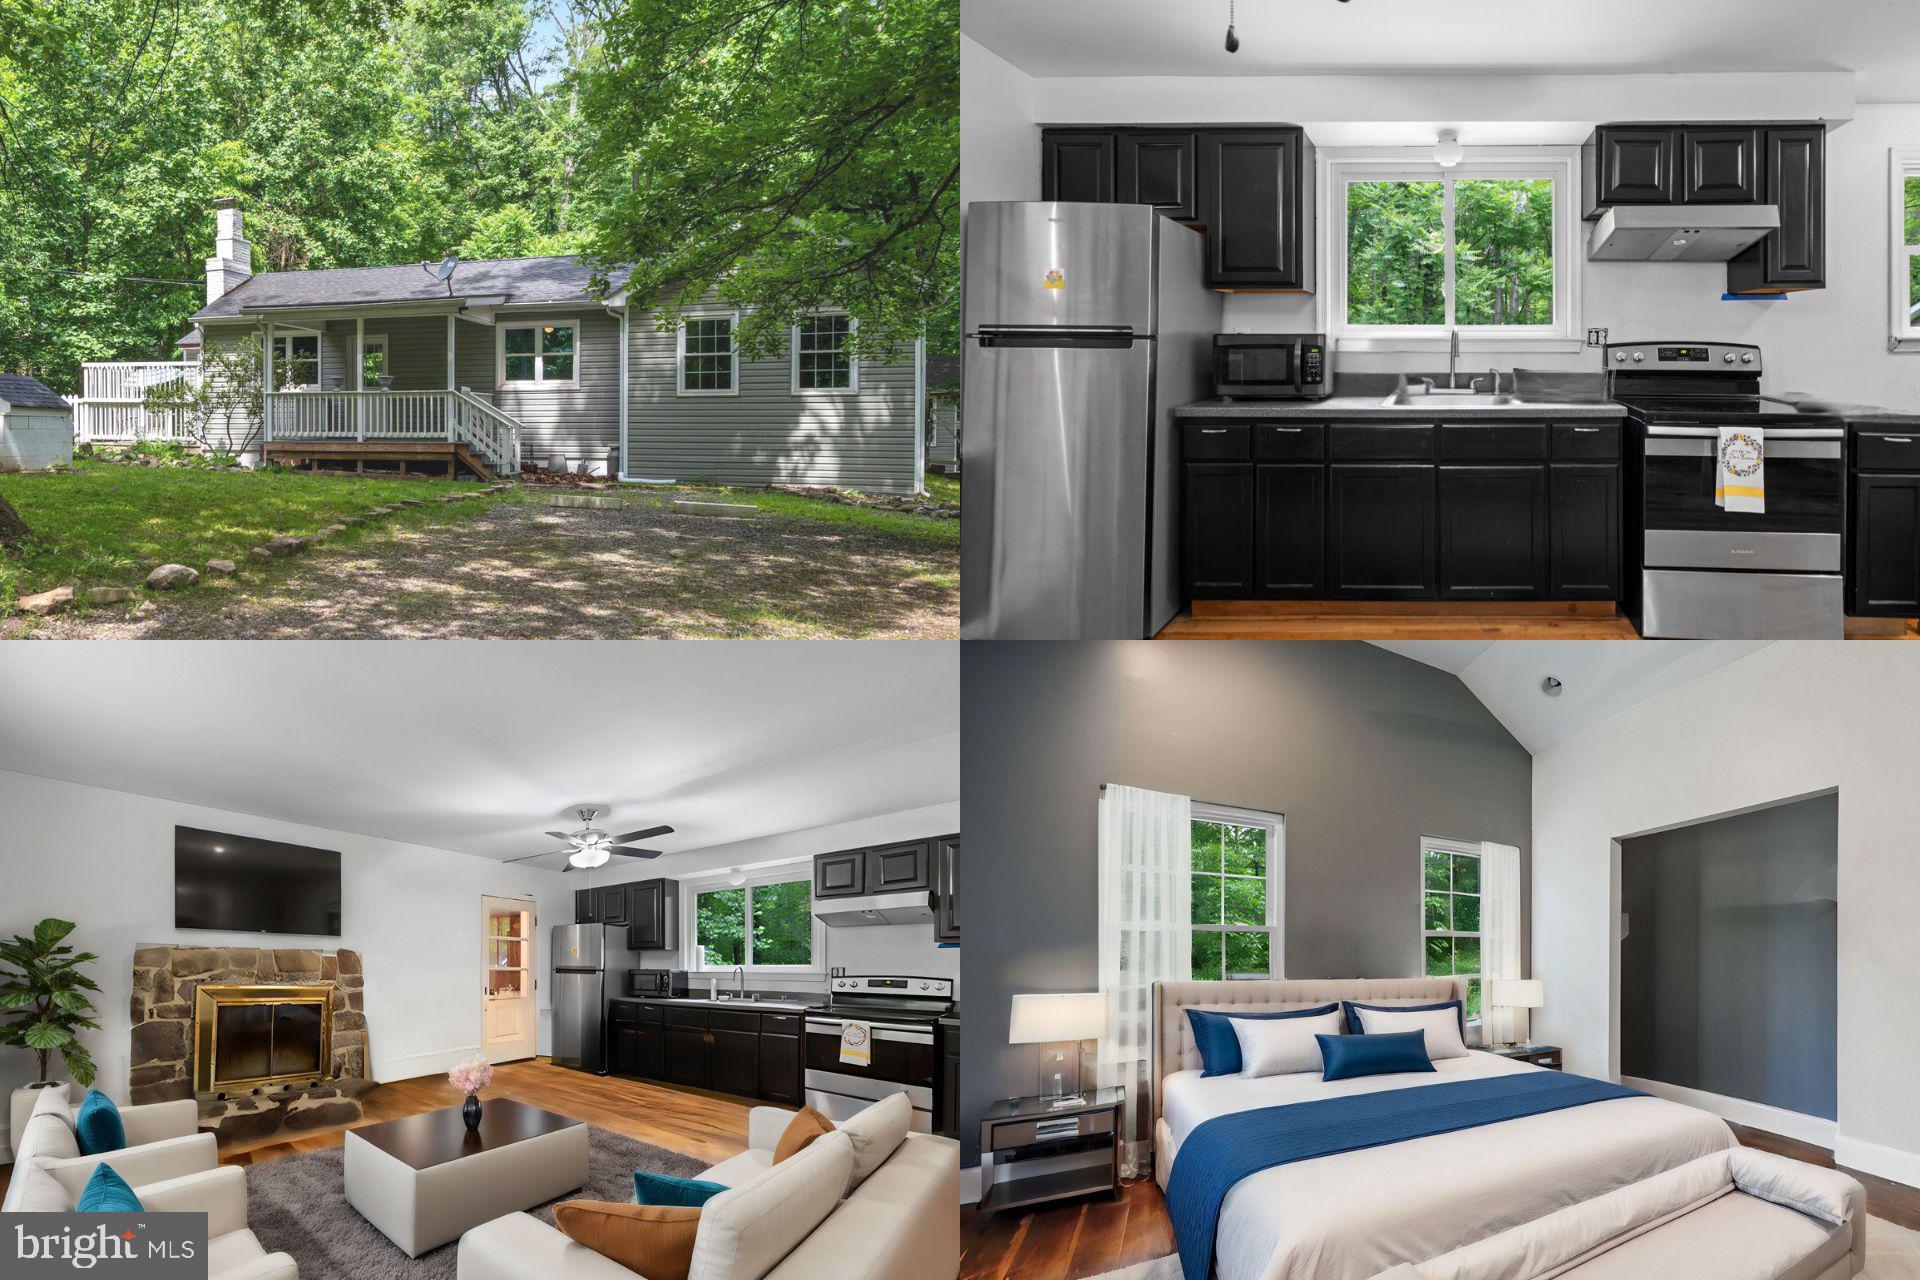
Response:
[1165,1071,1646,1280]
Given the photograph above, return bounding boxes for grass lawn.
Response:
[659,481,960,548]
[0,462,497,608]
[924,473,959,505]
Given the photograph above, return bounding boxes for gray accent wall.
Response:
[959,641,1532,1163]
[1619,792,1838,1121]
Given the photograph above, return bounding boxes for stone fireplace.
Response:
[130,945,372,1144]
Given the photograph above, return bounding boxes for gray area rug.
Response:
[245,1125,709,1280]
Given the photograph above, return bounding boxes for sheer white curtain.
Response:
[1096,784,1192,1176]
[1480,841,1524,1045]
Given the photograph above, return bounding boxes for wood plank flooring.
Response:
[962,1126,1920,1280]
[1159,610,1920,640]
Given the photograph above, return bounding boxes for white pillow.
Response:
[1351,1004,1468,1060]
[1229,1009,1347,1078]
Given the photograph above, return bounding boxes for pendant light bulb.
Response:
[1434,129,1465,168]
[1224,0,1239,52]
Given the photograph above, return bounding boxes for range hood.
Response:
[812,891,935,927]
[1588,205,1780,262]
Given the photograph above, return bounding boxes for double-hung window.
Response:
[791,314,857,393]
[271,334,319,388]
[1422,839,1483,1022]
[678,313,739,395]
[1189,805,1284,981]
[498,322,577,388]
[1329,150,1578,350]
[690,870,815,971]
[1889,149,1920,351]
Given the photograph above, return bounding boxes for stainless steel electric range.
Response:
[803,974,954,1134]
[1607,341,1845,638]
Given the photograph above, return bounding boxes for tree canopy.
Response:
[1346,176,1553,328]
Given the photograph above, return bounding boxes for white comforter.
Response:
[1159,1051,1734,1280]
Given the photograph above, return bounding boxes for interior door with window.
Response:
[483,896,536,1063]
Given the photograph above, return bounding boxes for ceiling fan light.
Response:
[570,846,611,869]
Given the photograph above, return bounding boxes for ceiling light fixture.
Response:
[1434,129,1464,168]
[728,867,746,886]
[1223,0,1238,53]
[1541,676,1564,697]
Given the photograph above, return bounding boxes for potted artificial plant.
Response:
[0,918,100,1149]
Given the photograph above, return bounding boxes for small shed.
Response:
[0,374,75,472]
[926,355,960,473]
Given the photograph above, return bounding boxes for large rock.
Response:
[336,950,362,976]
[133,946,171,969]
[168,948,225,977]
[205,559,237,576]
[145,564,199,590]
[128,1062,184,1091]
[264,535,307,557]
[129,1018,187,1066]
[18,586,74,616]
[273,949,322,975]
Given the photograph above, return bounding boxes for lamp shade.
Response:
[1009,993,1107,1043]
[1488,979,1544,1009]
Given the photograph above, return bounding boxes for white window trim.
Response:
[679,862,824,978]
[495,319,581,390]
[1889,148,1920,352]
[676,311,741,397]
[790,312,859,395]
[1191,803,1286,980]
[1420,836,1483,1026]
[359,334,388,384]
[1321,146,1584,354]
[271,333,322,387]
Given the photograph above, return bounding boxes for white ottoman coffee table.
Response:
[344,1098,590,1257]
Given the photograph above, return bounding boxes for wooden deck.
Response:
[263,439,498,481]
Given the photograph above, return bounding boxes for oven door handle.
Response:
[806,1019,935,1045]
[1646,439,1842,459]
[1646,425,1845,440]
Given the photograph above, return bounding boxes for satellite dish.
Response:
[419,255,460,296]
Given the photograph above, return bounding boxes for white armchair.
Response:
[137,1165,299,1280]
[1,1087,216,1214]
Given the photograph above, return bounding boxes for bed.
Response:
[1150,979,1737,1280]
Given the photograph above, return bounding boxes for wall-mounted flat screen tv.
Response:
[174,826,343,936]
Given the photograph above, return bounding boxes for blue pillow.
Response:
[74,1089,126,1156]
[1317,1030,1437,1082]
[1342,999,1465,1038]
[1187,1003,1341,1078]
[633,1170,729,1207]
[76,1164,143,1212]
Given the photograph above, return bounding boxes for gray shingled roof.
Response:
[175,326,203,348]
[193,256,632,321]
[0,373,70,411]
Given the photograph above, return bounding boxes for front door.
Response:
[483,896,536,1063]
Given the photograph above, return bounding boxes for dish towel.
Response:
[1715,425,1766,513]
[838,1020,872,1066]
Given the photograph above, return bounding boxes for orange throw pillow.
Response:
[773,1106,836,1163]
[553,1200,702,1280]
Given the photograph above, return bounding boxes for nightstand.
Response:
[977,1086,1124,1216]
[1490,1044,1562,1070]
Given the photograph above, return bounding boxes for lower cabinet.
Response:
[710,1017,762,1098]
[626,1003,803,1104]
[1851,472,1920,615]
[1256,464,1325,595]
[1438,465,1548,599]
[1185,463,1255,597]
[1550,465,1623,598]
[1329,465,1436,598]
[666,1018,710,1088]
[758,1019,804,1106]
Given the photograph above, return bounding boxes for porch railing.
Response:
[265,389,521,475]
[74,361,200,442]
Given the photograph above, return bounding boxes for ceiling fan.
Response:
[504,807,674,872]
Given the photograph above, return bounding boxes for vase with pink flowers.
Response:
[448,1057,494,1130]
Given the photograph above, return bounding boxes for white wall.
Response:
[1531,643,1920,1189]
[961,35,1038,212]
[0,769,572,1128]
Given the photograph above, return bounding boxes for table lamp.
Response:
[1488,979,1544,1050]
[1009,992,1106,1102]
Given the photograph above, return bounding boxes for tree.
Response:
[577,0,958,359]
[143,336,266,453]
[0,492,27,548]
[0,918,102,1088]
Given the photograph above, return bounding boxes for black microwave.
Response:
[1213,333,1329,400]
[628,969,685,997]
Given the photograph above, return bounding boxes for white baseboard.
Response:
[1835,1133,1920,1191]
[960,1163,981,1205]
[1619,1075,1837,1148]
[374,1045,485,1083]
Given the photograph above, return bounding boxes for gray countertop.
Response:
[616,995,815,1012]
[1177,395,1627,421]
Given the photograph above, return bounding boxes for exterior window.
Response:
[792,314,857,392]
[271,334,319,387]
[499,323,577,386]
[1330,152,1577,348]
[1422,841,1482,1022]
[679,315,738,394]
[693,876,813,969]
[360,336,387,386]
[1189,807,1283,981]
[1890,150,1920,350]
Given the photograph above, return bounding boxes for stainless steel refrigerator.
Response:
[550,922,637,1074]
[961,202,1219,639]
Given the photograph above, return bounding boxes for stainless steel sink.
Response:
[1378,388,1517,408]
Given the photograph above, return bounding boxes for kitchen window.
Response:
[1889,148,1920,351]
[270,334,320,388]
[1327,150,1580,351]
[498,322,577,387]
[1189,806,1284,981]
[1422,839,1483,1023]
[690,871,816,971]
[791,314,858,393]
[678,313,739,395]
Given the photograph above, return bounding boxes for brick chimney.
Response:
[205,197,253,304]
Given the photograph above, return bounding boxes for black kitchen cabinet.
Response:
[1255,464,1325,596]
[710,1011,761,1097]
[1438,466,1549,599]
[1185,463,1256,596]
[1851,472,1920,616]
[625,878,677,951]
[1550,466,1623,598]
[867,840,932,893]
[1329,465,1437,598]
[1117,132,1198,222]
[628,1004,803,1103]
[1585,127,1679,213]
[1728,127,1825,293]
[938,1019,960,1138]
[1681,128,1761,203]
[758,1017,804,1106]
[667,1023,709,1088]
[573,888,598,924]
[813,850,866,899]
[596,885,629,928]
[1200,129,1314,290]
[933,834,961,945]
[1041,132,1116,203]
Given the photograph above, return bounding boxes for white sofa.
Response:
[456,1097,961,1280]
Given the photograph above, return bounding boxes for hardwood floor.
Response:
[961,1127,1920,1280]
[1154,601,1920,641]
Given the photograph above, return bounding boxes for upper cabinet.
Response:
[1682,128,1762,204]
[1039,125,1316,292]
[1586,127,1681,210]
[1727,127,1825,294]
[626,878,678,951]
[812,850,867,899]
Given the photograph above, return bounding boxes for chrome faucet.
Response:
[1447,329,1461,390]
[731,966,746,998]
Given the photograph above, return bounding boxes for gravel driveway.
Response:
[5,495,957,639]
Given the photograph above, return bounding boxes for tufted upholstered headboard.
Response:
[1150,978,1462,1121]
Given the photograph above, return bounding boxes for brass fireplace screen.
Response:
[193,984,333,1093]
